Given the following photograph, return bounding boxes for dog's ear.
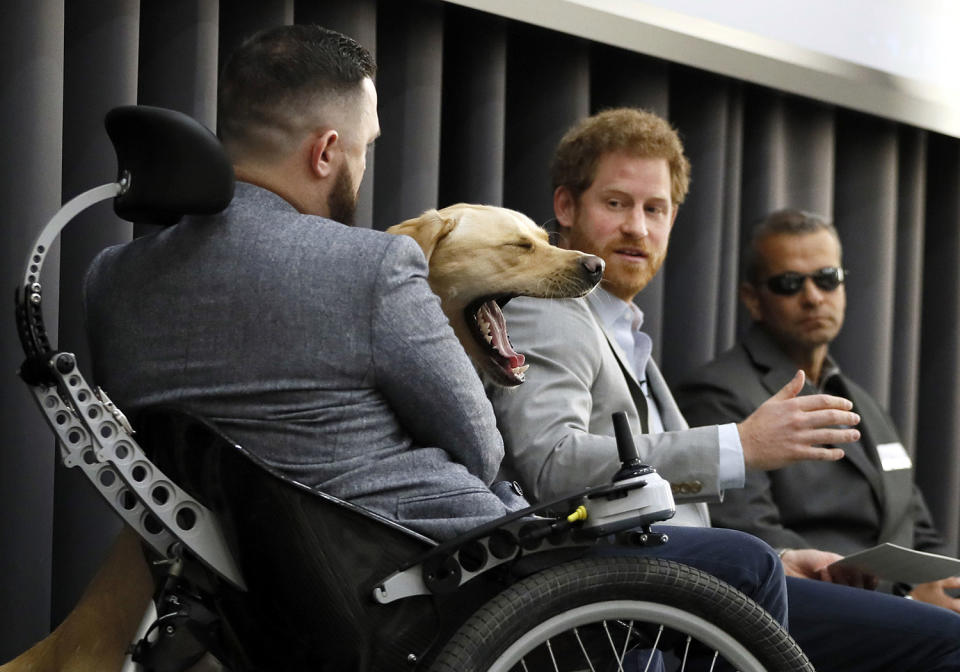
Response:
[387,210,457,262]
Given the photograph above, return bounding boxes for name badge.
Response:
[876,442,912,471]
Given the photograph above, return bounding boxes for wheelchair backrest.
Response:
[135,406,439,669]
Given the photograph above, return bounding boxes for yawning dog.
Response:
[388,203,603,386]
[2,204,602,672]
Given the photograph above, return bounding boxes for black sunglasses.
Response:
[764,267,847,296]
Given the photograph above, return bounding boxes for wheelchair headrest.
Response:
[105,105,235,225]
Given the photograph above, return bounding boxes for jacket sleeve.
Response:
[489,296,720,504]
[675,374,812,549]
[370,235,503,484]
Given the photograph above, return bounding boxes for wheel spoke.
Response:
[546,637,559,672]
[680,635,691,671]
[708,649,719,672]
[572,627,597,672]
[642,625,664,672]
[617,620,636,664]
[603,621,626,672]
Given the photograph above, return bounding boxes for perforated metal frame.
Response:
[18,182,245,591]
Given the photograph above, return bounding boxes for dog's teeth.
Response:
[513,365,529,375]
[484,333,493,344]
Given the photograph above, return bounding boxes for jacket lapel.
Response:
[645,361,689,431]
[586,299,646,397]
[587,298,710,527]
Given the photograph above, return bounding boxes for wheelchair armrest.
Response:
[374,473,676,604]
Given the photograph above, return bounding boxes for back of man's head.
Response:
[218,24,375,165]
[550,107,691,206]
[742,208,842,284]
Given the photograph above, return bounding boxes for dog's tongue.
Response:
[479,300,525,369]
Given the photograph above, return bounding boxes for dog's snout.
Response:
[580,255,604,282]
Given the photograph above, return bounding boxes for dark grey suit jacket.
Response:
[83,182,525,541]
[674,324,946,556]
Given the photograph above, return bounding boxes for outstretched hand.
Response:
[738,370,860,471]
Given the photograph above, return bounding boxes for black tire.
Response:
[429,556,812,672]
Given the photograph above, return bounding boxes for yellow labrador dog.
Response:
[388,203,603,385]
[2,204,601,672]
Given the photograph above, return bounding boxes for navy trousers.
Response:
[589,525,789,624]
[591,525,960,671]
[787,577,960,672]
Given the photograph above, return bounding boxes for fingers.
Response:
[802,426,861,445]
[794,406,860,428]
[771,369,805,401]
[793,393,855,412]
[790,446,845,462]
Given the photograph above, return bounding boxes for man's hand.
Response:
[738,370,860,470]
[910,578,960,613]
[780,549,879,589]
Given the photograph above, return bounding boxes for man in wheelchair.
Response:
[15,22,951,672]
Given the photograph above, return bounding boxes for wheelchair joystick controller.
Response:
[612,411,655,482]
[575,411,676,541]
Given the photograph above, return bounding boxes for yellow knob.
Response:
[567,505,588,523]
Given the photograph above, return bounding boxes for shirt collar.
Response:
[587,287,644,333]
[818,354,842,392]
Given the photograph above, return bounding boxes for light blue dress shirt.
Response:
[588,288,745,490]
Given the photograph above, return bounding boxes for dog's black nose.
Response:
[580,254,604,282]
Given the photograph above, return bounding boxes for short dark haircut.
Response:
[217,24,375,160]
[743,208,843,284]
[550,108,691,205]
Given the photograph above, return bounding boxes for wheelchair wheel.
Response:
[428,556,812,672]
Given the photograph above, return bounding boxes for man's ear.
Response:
[309,129,339,178]
[386,210,457,263]
[740,281,764,322]
[553,186,576,233]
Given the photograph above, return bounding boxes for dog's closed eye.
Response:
[505,240,534,250]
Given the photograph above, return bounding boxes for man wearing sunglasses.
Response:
[676,208,960,613]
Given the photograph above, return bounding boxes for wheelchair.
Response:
[14,105,813,672]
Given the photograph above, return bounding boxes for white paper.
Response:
[830,543,960,584]
[876,442,912,471]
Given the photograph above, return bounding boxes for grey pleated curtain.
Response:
[3,0,960,660]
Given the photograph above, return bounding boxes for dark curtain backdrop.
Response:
[3,0,960,659]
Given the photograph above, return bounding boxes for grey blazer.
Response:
[83,182,525,541]
[488,295,716,527]
[675,324,947,556]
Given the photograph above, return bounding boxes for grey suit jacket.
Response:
[488,294,717,527]
[83,182,525,541]
[675,324,947,556]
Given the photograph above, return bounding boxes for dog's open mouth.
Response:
[468,296,528,385]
